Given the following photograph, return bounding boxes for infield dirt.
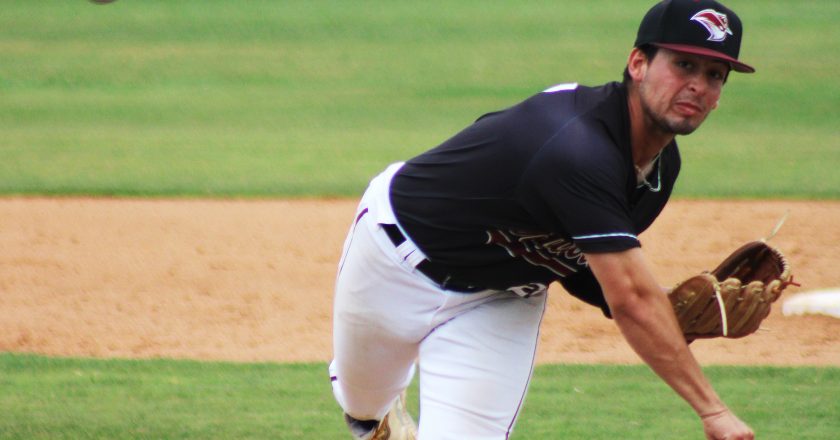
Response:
[1,198,839,366]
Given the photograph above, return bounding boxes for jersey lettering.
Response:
[506,282,547,298]
[486,229,587,277]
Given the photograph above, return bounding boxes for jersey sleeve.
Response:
[517,123,639,254]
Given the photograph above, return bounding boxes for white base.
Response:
[782,288,840,319]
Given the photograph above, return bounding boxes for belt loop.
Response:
[396,241,426,268]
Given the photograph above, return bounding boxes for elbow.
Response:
[607,296,645,322]
[603,280,651,322]
[586,249,667,324]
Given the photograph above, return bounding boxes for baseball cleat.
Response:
[344,413,380,440]
[345,392,417,440]
[344,392,417,440]
[371,392,417,440]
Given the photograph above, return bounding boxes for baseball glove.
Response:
[668,241,796,339]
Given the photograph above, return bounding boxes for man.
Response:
[330,1,757,438]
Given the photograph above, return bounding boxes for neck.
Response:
[626,85,674,169]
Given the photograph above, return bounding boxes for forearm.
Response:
[587,249,725,416]
[610,291,725,416]
[585,249,753,439]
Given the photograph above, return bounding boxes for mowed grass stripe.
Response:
[0,0,837,197]
[1,354,838,439]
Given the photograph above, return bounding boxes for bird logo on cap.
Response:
[690,9,734,42]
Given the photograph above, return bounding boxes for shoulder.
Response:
[522,130,627,199]
[471,81,624,137]
[525,81,624,143]
[534,119,625,175]
[523,81,624,113]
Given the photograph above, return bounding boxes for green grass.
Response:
[3,3,837,438]
[0,354,340,439]
[1,354,838,439]
[1,0,838,197]
[522,364,840,439]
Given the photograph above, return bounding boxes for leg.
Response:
[330,209,440,423]
[417,291,547,439]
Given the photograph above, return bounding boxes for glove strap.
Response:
[714,284,729,337]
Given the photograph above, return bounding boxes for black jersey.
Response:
[390,81,680,313]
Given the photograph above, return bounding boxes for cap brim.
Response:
[653,43,755,73]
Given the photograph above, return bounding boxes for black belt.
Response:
[381,224,484,293]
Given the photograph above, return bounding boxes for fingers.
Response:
[729,281,767,336]
[765,279,784,301]
[670,273,782,338]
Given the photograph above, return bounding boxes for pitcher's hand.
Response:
[701,408,754,440]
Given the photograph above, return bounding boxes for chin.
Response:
[671,123,699,135]
[667,114,708,135]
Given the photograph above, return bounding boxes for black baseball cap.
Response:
[635,0,755,73]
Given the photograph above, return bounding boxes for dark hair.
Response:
[622,44,659,85]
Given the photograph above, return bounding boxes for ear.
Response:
[626,47,648,83]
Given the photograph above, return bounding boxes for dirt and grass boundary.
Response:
[2,198,838,366]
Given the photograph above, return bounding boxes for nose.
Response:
[686,73,707,95]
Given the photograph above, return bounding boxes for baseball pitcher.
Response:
[330,2,786,439]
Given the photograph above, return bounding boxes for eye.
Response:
[676,60,693,70]
[708,68,727,82]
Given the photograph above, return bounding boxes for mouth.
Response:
[673,101,704,117]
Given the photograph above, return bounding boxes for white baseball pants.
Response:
[330,163,547,439]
